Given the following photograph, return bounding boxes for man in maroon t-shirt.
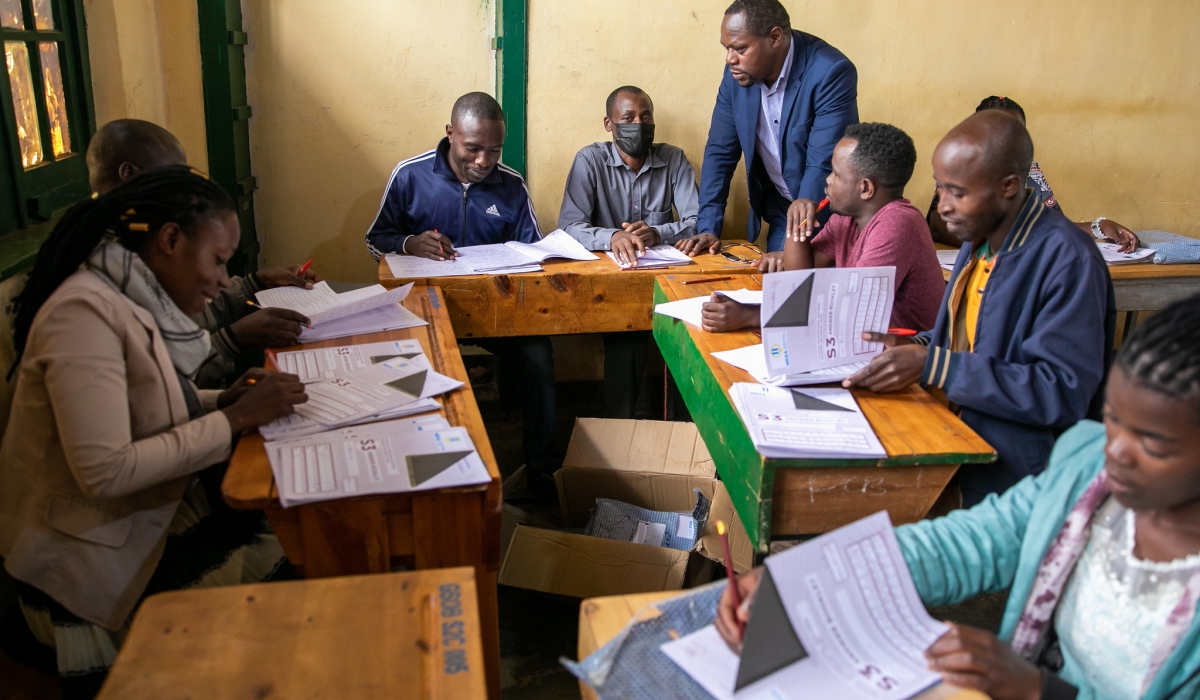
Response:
[702,122,945,332]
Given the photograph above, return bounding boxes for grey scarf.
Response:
[86,239,211,377]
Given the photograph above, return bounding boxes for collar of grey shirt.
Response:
[604,141,667,174]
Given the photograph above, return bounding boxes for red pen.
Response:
[716,520,745,635]
[795,197,830,231]
[297,258,313,275]
[888,328,918,336]
[434,228,443,256]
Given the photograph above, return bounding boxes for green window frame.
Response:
[0,0,92,245]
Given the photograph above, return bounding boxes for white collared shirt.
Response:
[754,37,794,200]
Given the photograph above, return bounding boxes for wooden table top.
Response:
[222,285,500,510]
[935,243,1200,281]
[655,275,996,468]
[97,567,487,700]
[577,590,988,700]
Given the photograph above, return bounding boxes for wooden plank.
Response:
[652,276,996,549]
[376,242,763,337]
[97,568,487,700]
[576,590,988,700]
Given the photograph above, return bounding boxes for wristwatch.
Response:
[1090,217,1108,241]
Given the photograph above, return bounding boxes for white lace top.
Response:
[1054,498,1200,699]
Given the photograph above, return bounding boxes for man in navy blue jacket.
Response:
[845,110,1115,505]
[366,93,559,493]
[685,0,858,262]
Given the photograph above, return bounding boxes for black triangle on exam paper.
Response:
[790,390,854,412]
[385,369,428,397]
[406,451,473,487]
[763,273,814,328]
[735,567,808,691]
[369,352,422,364]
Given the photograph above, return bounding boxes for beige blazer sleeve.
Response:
[39,295,232,500]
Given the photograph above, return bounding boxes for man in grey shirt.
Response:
[557,86,703,417]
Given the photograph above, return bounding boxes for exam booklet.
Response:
[606,243,694,270]
[661,511,948,700]
[713,343,868,387]
[296,301,426,342]
[292,356,463,430]
[255,281,413,326]
[729,382,885,459]
[385,229,595,277]
[1097,241,1155,265]
[275,339,428,382]
[266,415,492,507]
[761,267,895,378]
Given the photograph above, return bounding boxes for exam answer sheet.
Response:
[729,382,885,459]
[292,357,462,429]
[275,339,428,382]
[255,281,413,326]
[661,512,947,700]
[761,267,895,378]
[606,243,694,270]
[385,229,595,277]
[712,343,869,387]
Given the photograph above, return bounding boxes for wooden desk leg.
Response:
[296,498,390,578]
[412,490,501,700]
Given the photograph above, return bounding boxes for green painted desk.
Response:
[653,276,997,551]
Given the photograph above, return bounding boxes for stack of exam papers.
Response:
[384,229,597,278]
[254,281,426,342]
[266,414,491,507]
[606,243,694,270]
[1097,241,1155,265]
[729,383,885,459]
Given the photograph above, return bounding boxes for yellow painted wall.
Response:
[527,0,1200,243]
[82,0,208,171]
[242,1,496,282]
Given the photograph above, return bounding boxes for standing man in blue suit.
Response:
[685,0,858,266]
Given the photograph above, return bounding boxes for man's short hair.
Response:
[86,119,185,182]
[724,0,791,37]
[605,86,653,120]
[842,123,917,193]
[975,95,1026,123]
[451,92,505,124]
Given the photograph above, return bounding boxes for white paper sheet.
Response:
[653,289,763,328]
[713,343,868,386]
[455,244,543,273]
[293,357,462,428]
[259,398,441,442]
[761,267,895,377]
[296,302,427,342]
[255,281,412,326]
[935,249,959,271]
[606,243,694,270]
[662,512,947,700]
[384,254,472,278]
[1097,242,1155,265]
[267,418,491,507]
[275,339,428,382]
[729,382,885,459]
[504,229,597,262]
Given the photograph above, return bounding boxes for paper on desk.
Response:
[384,254,471,278]
[504,228,596,262]
[267,417,491,507]
[653,289,763,328]
[296,301,426,342]
[455,244,545,274]
[607,244,694,270]
[294,357,463,428]
[255,281,412,326]
[1097,242,1155,265]
[275,339,428,382]
[729,382,885,459]
[713,343,868,386]
[761,267,895,377]
[662,512,947,700]
[935,249,960,271]
[259,397,441,441]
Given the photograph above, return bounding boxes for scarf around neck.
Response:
[85,239,211,377]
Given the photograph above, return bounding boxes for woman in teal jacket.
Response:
[718,294,1200,699]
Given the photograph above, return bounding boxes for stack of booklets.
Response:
[729,383,885,459]
[384,229,596,278]
[254,281,426,342]
[258,339,457,441]
[606,243,694,270]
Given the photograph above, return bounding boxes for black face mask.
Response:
[613,123,655,158]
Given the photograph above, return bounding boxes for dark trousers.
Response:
[761,187,792,253]
[603,331,650,419]
[474,336,558,475]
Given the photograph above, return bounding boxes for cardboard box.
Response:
[499,419,753,599]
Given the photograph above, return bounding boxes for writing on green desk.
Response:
[438,583,469,674]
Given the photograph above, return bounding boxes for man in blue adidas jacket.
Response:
[845,110,1115,505]
[365,93,559,492]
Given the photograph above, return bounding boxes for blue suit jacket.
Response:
[697,30,858,242]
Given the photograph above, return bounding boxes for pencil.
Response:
[265,348,278,370]
[297,258,313,275]
[795,197,830,230]
[716,520,744,635]
[682,276,733,285]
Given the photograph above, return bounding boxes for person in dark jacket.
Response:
[844,110,1115,505]
[689,0,858,262]
[365,93,559,493]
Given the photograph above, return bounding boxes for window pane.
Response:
[0,0,21,29]
[5,42,44,168]
[38,42,69,157]
[31,0,52,30]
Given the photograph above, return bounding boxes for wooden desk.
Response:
[97,568,487,700]
[221,286,503,698]
[936,245,1200,312]
[376,241,763,338]
[577,590,987,700]
[652,276,996,551]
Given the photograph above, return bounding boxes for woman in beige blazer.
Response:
[0,166,307,697]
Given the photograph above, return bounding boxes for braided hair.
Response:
[1115,294,1200,404]
[975,95,1026,123]
[11,165,235,366]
